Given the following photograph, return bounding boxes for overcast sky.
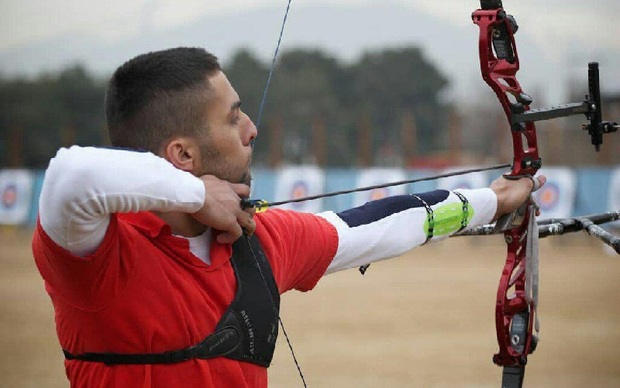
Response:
[1,0,619,103]
[2,0,618,52]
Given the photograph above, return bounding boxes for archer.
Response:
[32,47,541,387]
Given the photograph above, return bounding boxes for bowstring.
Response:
[255,0,293,131]
[245,237,307,387]
[253,1,307,386]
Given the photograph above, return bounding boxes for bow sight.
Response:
[511,62,619,152]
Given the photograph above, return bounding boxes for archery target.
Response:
[354,168,407,207]
[532,167,576,219]
[0,169,34,225]
[536,181,560,212]
[436,166,488,192]
[274,165,325,213]
[2,184,17,209]
[369,187,390,201]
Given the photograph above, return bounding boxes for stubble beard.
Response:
[240,169,252,187]
[198,143,252,188]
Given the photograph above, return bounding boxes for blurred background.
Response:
[1,1,619,387]
[1,0,619,169]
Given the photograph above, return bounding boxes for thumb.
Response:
[216,228,242,244]
[532,175,546,191]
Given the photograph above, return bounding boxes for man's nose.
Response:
[245,115,258,147]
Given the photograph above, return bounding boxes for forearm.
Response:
[39,146,205,256]
[320,188,497,274]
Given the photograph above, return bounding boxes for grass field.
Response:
[1,228,619,387]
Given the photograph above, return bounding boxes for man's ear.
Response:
[162,137,199,173]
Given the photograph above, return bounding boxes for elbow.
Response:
[39,146,100,218]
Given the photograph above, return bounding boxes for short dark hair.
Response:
[105,47,221,153]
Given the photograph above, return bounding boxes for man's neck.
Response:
[155,211,208,237]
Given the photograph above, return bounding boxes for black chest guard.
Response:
[63,235,280,367]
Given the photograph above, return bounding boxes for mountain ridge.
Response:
[0,4,595,103]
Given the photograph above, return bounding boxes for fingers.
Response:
[229,182,255,235]
[238,210,256,236]
[532,175,545,218]
[193,175,256,242]
[214,209,256,244]
[217,228,242,244]
[216,208,255,243]
[532,175,546,191]
[490,174,547,221]
[230,182,251,198]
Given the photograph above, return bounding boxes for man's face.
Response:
[195,71,257,186]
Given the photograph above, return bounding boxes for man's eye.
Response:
[232,116,240,125]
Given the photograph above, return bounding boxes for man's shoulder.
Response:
[254,208,337,245]
[254,208,324,229]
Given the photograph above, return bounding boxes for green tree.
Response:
[267,49,347,165]
[56,65,106,147]
[0,46,451,168]
[350,47,449,162]
[0,65,105,168]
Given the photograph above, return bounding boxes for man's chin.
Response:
[242,172,252,187]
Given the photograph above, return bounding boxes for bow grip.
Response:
[494,201,529,233]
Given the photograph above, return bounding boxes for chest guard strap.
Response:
[63,235,280,367]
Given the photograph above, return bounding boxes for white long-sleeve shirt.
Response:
[39,146,497,273]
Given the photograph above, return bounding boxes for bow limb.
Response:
[472,4,540,177]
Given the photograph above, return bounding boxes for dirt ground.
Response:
[1,228,619,388]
